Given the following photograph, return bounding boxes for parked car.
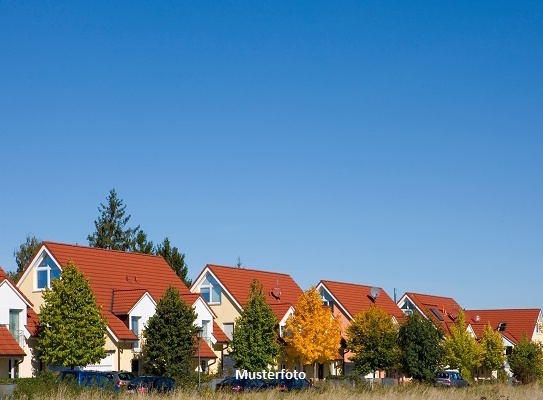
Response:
[215,376,268,392]
[267,377,312,391]
[435,370,469,388]
[126,376,176,394]
[56,370,115,390]
[104,371,136,390]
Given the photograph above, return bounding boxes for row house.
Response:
[190,264,302,375]
[15,242,227,376]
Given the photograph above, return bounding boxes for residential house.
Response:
[190,264,302,375]
[16,242,227,375]
[316,280,405,378]
[0,266,39,378]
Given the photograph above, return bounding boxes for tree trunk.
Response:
[313,362,317,381]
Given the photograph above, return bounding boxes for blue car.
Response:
[56,370,115,390]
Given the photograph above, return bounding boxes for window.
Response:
[35,255,61,290]
[9,310,21,344]
[223,323,234,340]
[131,316,141,350]
[201,320,210,338]
[199,274,221,304]
[498,322,507,332]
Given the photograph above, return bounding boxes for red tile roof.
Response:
[319,280,405,321]
[26,308,40,337]
[111,289,150,315]
[212,321,229,343]
[197,264,303,317]
[0,266,34,307]
[464,309,541,344]
[194,338,217,359]
[42,242,193,341]
[402,292,464,335]
[0,326,25,357]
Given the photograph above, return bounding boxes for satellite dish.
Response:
[369,287,380,300]
[271,287,282,300]
[474,315,480,322]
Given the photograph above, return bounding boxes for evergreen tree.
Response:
[284,287,342,379]
[230,279,279,370]
[346,306,400,377]
[398,313,444,382]
[480,322,505,374]
[142,286,197,381]
[509,334,543,384]
[155,237,191,286]
[133,230,154,254]
[88,188,139,251]
[37,260,107,368]
[12,235,42,282]
[443,309,482,380]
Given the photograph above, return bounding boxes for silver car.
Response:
[435,370,469,388]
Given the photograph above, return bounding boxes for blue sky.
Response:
[1,1,542,309]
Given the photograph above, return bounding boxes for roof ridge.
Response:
[207,263,293,277]
[321,279,381,289]
[465,308,541,312]
[44,241,163,259]
[407,291,457,301]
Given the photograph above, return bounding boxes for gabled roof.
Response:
[195,338,217,359]
[464,308,541,344]
[26,308,40,337]
[401,292,464,335]
[192,264,303,319]
[212,321,229,343]
[0,326,25,357]
[111,289,150,315]
[318,280,405,322]
[0,266,33,308]
[34,242,194,342]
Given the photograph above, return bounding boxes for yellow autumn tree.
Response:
[284,287,342,379]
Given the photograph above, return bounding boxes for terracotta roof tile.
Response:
[200,264,303,317]
[403,292,464,335]
[26,308,40,337]
[320,280,405,321]
[212,321,229,343]
[194,338,217,359]
[42,242,192,341]
[111,289,149,315]
[0,326,25,357]
[464,309,541,344]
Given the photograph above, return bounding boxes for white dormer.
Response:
[196,273,222,305]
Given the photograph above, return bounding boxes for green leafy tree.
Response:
[37,260,107,369]
[142,286,197,381]
[398,312,444,382]
[155,237,191,286]
[88,188,139,251]
[12,235,42,282]
[346,305,400,377]
[230,279,280,370]
[509,334,543,384]
[480,322,505,374]
[443,309,482,380]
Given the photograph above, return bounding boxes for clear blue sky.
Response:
[1,1,542,309]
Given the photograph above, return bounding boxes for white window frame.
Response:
[200,277,221,305]
[223,322,234,340]
[131,316,142,351]
[35,265,51,291]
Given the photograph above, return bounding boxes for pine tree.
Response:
[142,286,197,381]
[443,309,482,380]
[284,287,342,379]
[480,322,505,374]
[398,313,444,382]
[230,279,279,370]
[133,230,154,254]
[155,238,191,287]
[88,188,139,251]
[12,235,42,282]
[346,306,400,377]
[37,260,107,368]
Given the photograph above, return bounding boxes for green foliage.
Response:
[142,286,197,382]
[11,370,58,399]
[480,322,506,372]
[346,306,400,376]
[442,309,482,380]
[12,234,42,282]
[509,334,543,384]
[133,230,154,254]
[398,312,444,382]
[37,260,107,368]
[155,237,191,287]
[87,188,140,251]
[230,279,280,370]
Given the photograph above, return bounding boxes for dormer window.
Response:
[36,255,61,290]
[498,322,507,331]
[200,274,221,304]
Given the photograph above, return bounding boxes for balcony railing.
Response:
[132,334,144,352]
[10,329,24,346]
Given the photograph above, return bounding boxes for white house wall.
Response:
[193,298,214,335]
[0,282,28,329]
[130,294,156,331]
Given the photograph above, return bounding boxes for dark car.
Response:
[435,370,469,388]
[268,377,312,391]
[126,376,176,394]
[215,377,268,392]
[104,371,136,391]
[56,370,115,390]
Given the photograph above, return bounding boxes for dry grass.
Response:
[21,383,543,400]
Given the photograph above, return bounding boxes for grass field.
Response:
[14,383,543,400]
